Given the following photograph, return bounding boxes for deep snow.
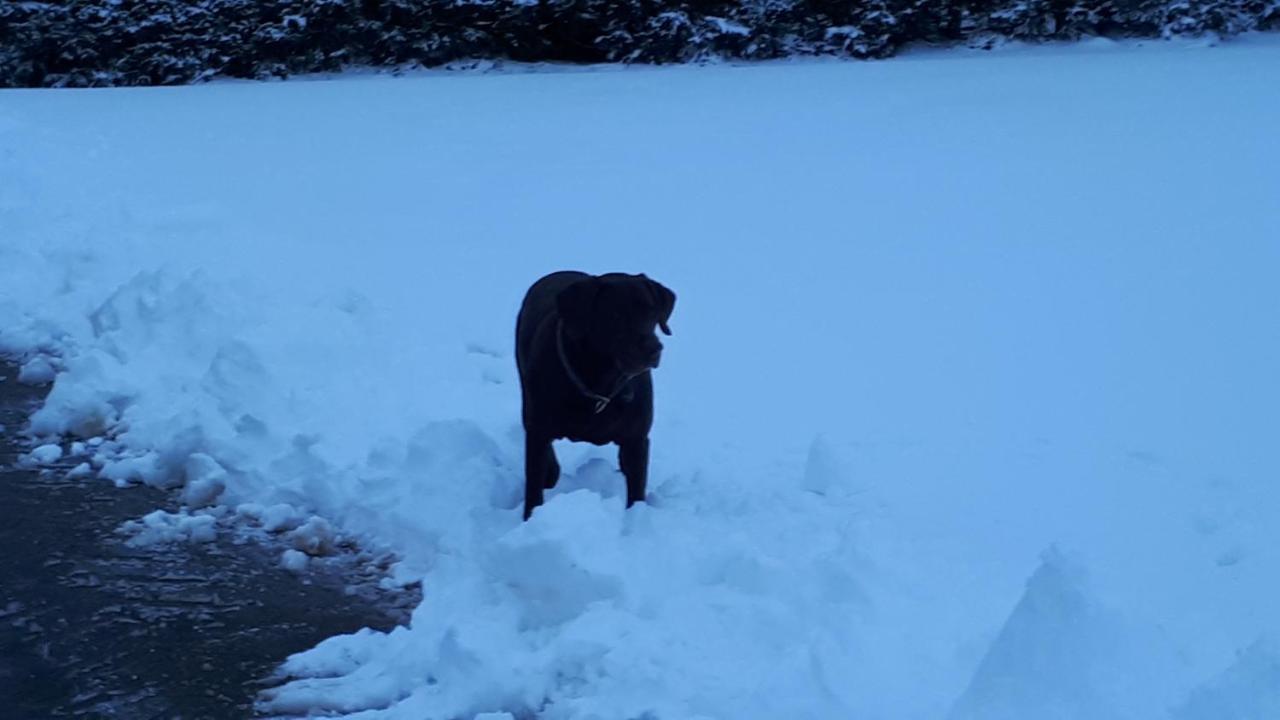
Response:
[2,38,1278,719]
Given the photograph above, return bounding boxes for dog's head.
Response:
[557,273,676,375]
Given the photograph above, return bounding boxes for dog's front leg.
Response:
[618,436,650,508]
[524,434,557,520]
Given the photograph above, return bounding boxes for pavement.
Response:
[0,362,414,718]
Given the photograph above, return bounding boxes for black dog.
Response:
[515,271,676,520]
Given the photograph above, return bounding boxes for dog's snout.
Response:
[645,340,663,367]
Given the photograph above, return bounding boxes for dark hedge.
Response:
[1,0,1277,87]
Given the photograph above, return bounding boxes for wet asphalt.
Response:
[0,362,415,718]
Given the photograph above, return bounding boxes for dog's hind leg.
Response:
[618,437,650,508]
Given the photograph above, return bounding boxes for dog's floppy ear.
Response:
[645,277,676,335]
[556,277,600,332]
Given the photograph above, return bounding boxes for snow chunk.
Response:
[551,456,622,500]
[100,451,168,487]
[121,510,218,547]
[281,549,310,573]
[263,504,305,532]
[26,354,128,439]
[180,452,227,508]
[288,516,337,556]
[67,462,93,479]
[27,443,63,465]
[17,356,56,385]
[238,502,306,532]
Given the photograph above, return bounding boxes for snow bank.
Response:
[1175,639,1280,720]
[3,39,1279,718]
[949,548,1187,719]
[261,473,869,718]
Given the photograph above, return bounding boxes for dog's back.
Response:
[515,270,587,381]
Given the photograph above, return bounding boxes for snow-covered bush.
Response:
[1,0,1275,87]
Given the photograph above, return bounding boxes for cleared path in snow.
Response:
[0,362,414,718]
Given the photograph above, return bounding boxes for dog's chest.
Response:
[557,390,641,445]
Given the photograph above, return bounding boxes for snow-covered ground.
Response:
[2,37,1279,719]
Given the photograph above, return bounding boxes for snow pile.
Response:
[948,548,1184,720]
[1174,639,1280,720]
[260,470,869,718]
[3,39,1279,719]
